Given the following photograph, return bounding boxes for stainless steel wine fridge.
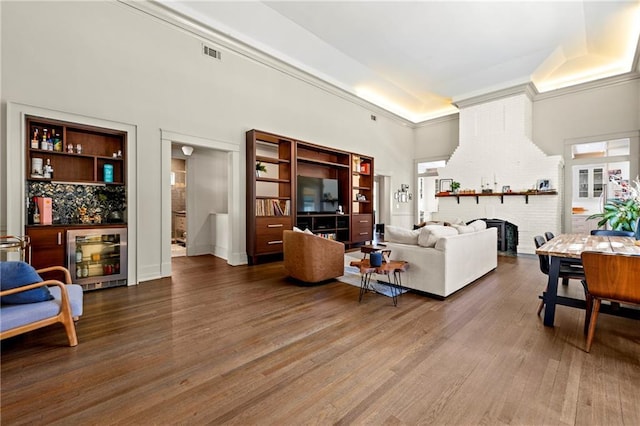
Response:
[67,227,127,290]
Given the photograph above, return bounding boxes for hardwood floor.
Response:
[2,255,639,425]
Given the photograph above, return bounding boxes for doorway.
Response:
[416,159,447,223]
[161,129,243,277]
[564,133,638,233]
[171,153,188,257]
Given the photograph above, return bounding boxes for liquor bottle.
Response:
[31,128,39,149]
[47,130,53,151]
[27,198,34,224]
[43,159,52,179]
[41,128,48,150]
[33,197,40,224]
[53,133,62,152]
[76,246,83,263]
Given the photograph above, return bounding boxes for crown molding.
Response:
[451,83,538,110]
[533,71,640,101]
[117,0,416,128]
[414,113,460,129]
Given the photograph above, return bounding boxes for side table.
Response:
[349,258,409,306]
[0,235,31,264]
[360,243,391,260]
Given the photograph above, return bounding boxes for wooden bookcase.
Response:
[350,154,374,244]
[246,129,375,264]
[26,116,126,185]
[246,130,294,265]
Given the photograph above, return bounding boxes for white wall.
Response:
[188,148,227,256]
[533,78,640,156]
[414,115,460,159]
[1,1,413,282]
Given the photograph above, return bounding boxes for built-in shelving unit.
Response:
[26,116,126,185]
[246,129,374,264]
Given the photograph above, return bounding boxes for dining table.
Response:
[535,233,640,327]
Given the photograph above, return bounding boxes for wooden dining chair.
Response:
[580,251,640,352]
[534,235,586,315]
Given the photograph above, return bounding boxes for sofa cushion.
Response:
[418,225,459,247]
[0,284,83,332]
[386,226,420,245]
[0,261,53,305]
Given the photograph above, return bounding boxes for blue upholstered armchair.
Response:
[1,262,84,346]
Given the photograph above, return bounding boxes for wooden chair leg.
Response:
[584,294,592,335]
[585,298,601,353]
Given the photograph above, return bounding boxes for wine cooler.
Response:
[67,227,127,290]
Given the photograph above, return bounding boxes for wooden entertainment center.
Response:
[246,129,374,264]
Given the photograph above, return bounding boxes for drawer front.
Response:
[352,214,373,243]
[27,227,66,248]
[255,217,291,254]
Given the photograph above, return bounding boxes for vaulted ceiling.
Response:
[159,1,640,123]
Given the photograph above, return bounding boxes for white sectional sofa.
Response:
[348,222,497,298]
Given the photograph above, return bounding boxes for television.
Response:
[297,175,339,214]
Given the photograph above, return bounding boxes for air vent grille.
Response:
[203,44,222,60]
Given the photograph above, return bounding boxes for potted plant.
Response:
[450,181,461,194]
[256,161,267,177]
[588,177,640,233]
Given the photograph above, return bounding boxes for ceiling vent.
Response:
[202,44,222,60]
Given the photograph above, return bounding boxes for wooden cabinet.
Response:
[26,116,126,185]
[255,217,292,254]
[246,129,375,263]
[351,213,373,244]
[26,226,67,281]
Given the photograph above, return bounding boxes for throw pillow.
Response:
[385,226,420,245]
[418,225,459,247]
[413,220,452,229]
[0,261,53,304]
[293,226,304,233]
[469,220,487,232]
[303,228,314,235]
[451,224,475,234]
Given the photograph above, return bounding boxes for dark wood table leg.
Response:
[543,256,561,327]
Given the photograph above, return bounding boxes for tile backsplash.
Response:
[27,182,126,224]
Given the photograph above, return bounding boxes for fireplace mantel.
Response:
[436,191,558,204]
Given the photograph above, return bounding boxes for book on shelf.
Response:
[317,233,337,240]
[255,199,290,216]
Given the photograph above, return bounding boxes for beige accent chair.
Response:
[283,230,345,283]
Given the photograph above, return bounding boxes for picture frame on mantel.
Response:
[536,179,551,192]
[439,179,453,193]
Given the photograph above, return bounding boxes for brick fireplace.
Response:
[434,90,563,254]
[471,218,518,255]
